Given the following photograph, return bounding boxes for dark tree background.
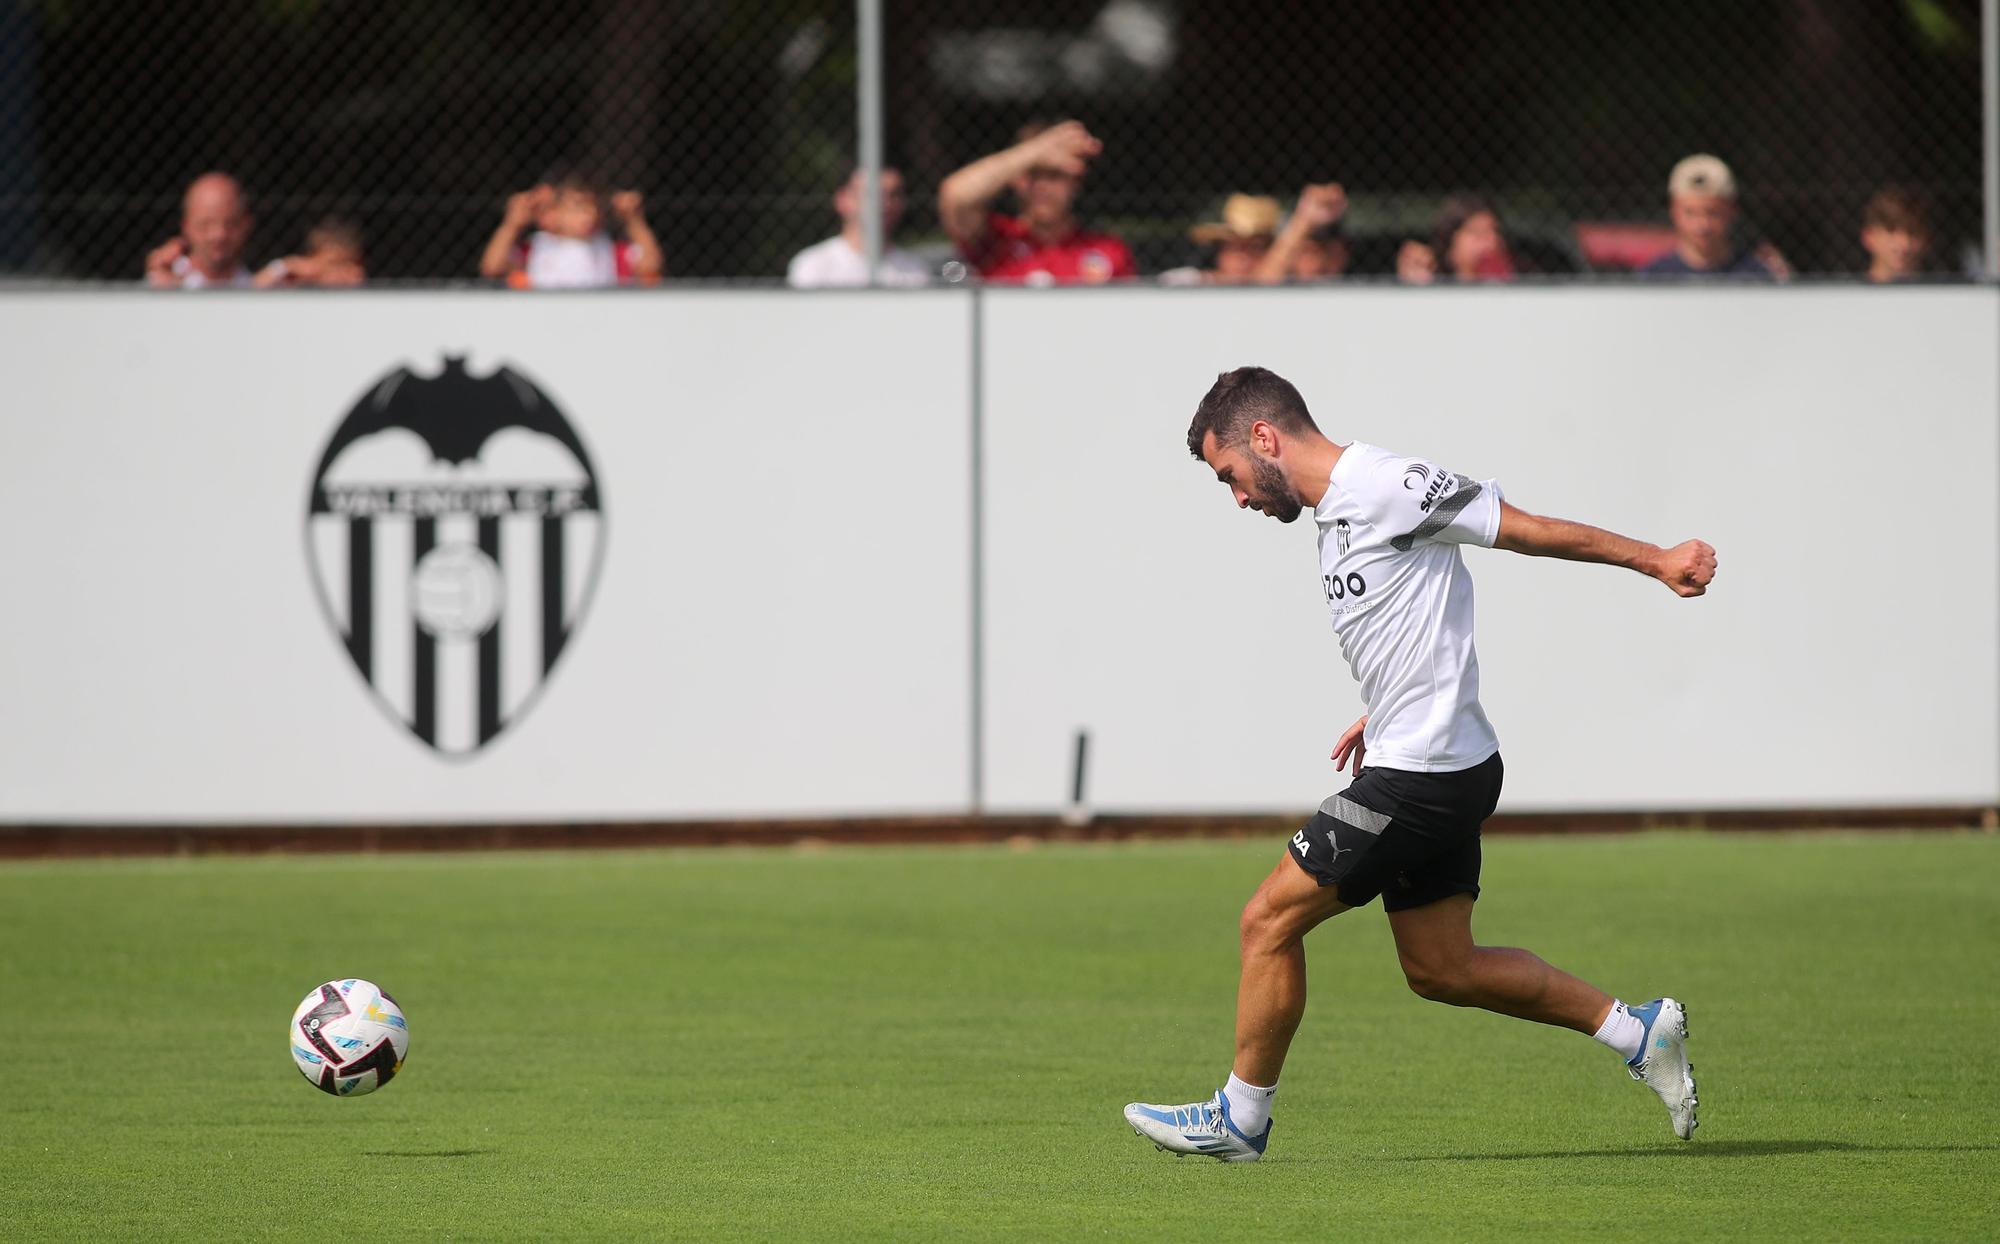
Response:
[0,0,1984,279]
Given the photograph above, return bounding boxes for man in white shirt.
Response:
[144,172,256,289]
[786,166,931,288]
[1125,366,1717,1162]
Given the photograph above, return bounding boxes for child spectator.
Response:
[255,217,366,287]
[480,173,664,288]
[1859,187,1932,282]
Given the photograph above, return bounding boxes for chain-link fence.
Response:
[0,0,1990,284]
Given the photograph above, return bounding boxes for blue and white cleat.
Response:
[1627,997,1698,1139]
[1123,1091,1270,1162]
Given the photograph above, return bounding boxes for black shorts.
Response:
[1285,752,1504,912]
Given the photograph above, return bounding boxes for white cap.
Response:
[1669,154,1737,200]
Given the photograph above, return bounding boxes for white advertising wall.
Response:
[982,285,2000,812]
[0,291,975,821]
[0,286,1994,821]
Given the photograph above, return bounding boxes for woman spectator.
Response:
[1396,196,1524,284]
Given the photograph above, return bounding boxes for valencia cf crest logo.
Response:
[305,357,605,757]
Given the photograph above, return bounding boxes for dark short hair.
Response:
[543,164,604,198]
[1187,366,1319,459]
[306,215,363,255]
[834,162,904,190]
[1863,186,1931,236]
[1307,219,1347,245]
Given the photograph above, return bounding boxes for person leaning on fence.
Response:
[255,217,366,288]
[479,172,664,289]
[1639,155,1789,280]
[937,119,1136,285]
[786,165,930,288]
[1859,186,1932,283]
[144,172,255,289]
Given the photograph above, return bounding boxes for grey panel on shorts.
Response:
[1318,792,1391,836]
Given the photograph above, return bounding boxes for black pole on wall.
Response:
[969,289,985,812]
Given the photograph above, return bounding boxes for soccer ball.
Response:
[289,979,409,1097]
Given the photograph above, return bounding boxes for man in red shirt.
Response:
[938,120,1136,285]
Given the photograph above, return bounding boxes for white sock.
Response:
[1223,1073,1277,1135]
[1591,999,1645,1062]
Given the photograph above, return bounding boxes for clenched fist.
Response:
[1652,539,1718,597]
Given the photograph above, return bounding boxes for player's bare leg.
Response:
[1124,855,1346,1161]
[1387,894,1698,1138]
[1233,854,1349,1083]
[1385,894,1610,1031]
[1124,857,1347,1160]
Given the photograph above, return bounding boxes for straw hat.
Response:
[1189,194,1282,243]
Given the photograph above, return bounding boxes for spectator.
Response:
[1640,154,1789,279]
[1395,238,1438,284]
[144,172,255,288]
[1859,187,1932,283]
[1168,194,1280,285]
[938,119,1135,285]
[1259,183,1351,282]
[787,166,930,288]
[479,172,663,288]
[1397,196,1522,284]
[255,217,366,288]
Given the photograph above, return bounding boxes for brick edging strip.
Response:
[1,807,1994,860]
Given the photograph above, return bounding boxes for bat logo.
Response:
[304,356,606,757]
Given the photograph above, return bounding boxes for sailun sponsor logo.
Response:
[1417,467,1454,513]
[305,356,606,757]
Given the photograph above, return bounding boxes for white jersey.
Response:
[1314,442,1505,773]
[786,236,931,288]
[523,232,622,289]
[164,255,253,288]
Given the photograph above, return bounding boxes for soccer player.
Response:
[1125,367,1716,1162]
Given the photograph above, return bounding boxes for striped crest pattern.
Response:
[305,357,605,757]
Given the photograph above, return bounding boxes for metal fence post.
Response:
[1983,0,1998,276]
[857,0,884,284]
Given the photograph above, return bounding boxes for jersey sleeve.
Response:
[1364,453,1505,550]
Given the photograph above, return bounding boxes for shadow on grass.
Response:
[362,1149,493,1158]
[1401,1140,2000,1161]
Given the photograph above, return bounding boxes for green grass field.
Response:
[3,832,1995,1241]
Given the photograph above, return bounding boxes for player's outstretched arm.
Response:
[1494,502,1717,597]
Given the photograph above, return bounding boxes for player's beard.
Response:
[1250,453,1303,523]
